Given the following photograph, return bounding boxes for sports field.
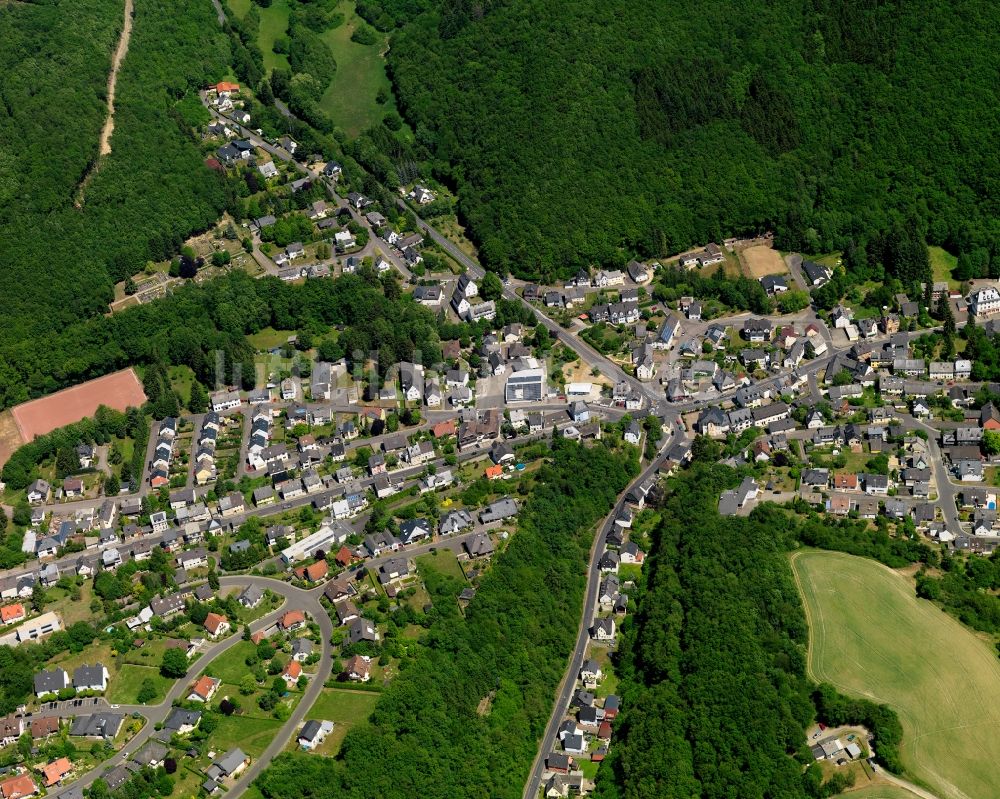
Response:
[11,368,146,441]
[792,549,1000,799]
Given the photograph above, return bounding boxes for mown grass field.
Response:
[792,549,1000,799]
[416,549,465,581]
[211,714,283,757]
[319,4,394,137]
[205,640,256,685]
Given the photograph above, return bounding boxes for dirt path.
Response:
[75,0,134,204]
[98,0,134,156]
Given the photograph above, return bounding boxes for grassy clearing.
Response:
[106,665,172,705]
[211,714,283,757]
[305,688,378,755]
[247,326,295,352]
[259,0,291,73]
[169,365,196,408]
[930,245,959,289]
[416,549,465,581]
[792,549,1000,799]
[227,0,251,19]
[319,4,394,137]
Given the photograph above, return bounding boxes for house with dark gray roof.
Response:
[34,668,69,698]
[163,708,201,734]
[69,712,124,739]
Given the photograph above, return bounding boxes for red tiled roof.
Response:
[204,612,228,634]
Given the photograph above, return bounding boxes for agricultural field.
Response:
[319,4,395,137]
[845,787,924,799]
[793,549,1000,799]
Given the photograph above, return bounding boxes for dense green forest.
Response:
[366,0,1000,281]
[254,440,638,799]
[593,465,904,799]
[0,0,229,369]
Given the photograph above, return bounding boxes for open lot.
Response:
[305,687,378,755]
[319,5,395,137]
[106,664,172,705]
[12,369,146,442]
[416,549,465,581]
[211,714,283,758]
[741,245,787,278]
[793,549,1000,799]
[205,640,256,685]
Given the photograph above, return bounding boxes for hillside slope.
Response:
[377,0,1000,279]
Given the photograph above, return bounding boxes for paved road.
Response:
[521,439,674,799]
[49,576,320,798]
[218,576,333,795]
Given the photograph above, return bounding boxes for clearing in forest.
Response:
[792,549,1000,799]
[741,245,787,278]
[319,4,396,138]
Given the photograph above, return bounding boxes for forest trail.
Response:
[75,0,134,205]
[98,0,134,157]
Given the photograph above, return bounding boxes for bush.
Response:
[351,24,378,45]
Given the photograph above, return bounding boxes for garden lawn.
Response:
[106,665,172,705]
[204,640,256,685]
[793,549,1000,799]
